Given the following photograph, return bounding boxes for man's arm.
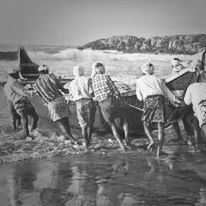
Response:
[184,86,192,105]
[11,80,27,96]
[51,73,69,94]
[136,81,143,101]
[106,75,121,97]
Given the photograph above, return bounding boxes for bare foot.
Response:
[147,142,155,150]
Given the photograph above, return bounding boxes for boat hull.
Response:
[29,94,145,135]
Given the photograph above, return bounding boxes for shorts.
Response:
[142,95,166,124]
[76,98,94,127]
[14,97,36,115]
[98,96,124,123]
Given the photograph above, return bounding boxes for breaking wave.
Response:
[29,48,189,62]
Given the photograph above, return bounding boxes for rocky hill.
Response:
[79,34,206,54]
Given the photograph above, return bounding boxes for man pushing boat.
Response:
[31,65,78,143]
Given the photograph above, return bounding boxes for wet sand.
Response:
[0,151,206,206]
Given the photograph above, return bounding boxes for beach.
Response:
[0,46,191,163]
[1,46,206,205]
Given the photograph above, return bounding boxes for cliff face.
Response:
[79,34,206,54]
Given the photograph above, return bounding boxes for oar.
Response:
[128,104,143,112]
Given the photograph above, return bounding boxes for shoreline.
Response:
[0,122,193,165]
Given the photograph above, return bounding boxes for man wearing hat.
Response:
[67,65,94,148]
[136,62,181,157]
[32,65,77,143]
[92,62,130,151]
[4,67,39,138]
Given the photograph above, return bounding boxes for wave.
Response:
[29,48,190,62]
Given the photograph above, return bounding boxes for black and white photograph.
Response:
[0,0,206,205]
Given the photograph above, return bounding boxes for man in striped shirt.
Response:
[92,62,130,151]
[32,65,77,143]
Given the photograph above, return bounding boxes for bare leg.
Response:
[123,118,130,146]
[29,110,39,132]
[191,117,201,151]
[16,114,21,127]
[143,122,155,149]
[201,124,206,139]
[81,125,89,147]
[87,125,93,148]
[18,111,30,138]
[86,105,94,148]
[109,121,125,151]
[56,117,77,142]
[9,102,20,130]
[172,122,183,141]
[157,122,165,157]
[12,113,18,130]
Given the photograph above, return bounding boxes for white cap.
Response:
[73,65,84,77]
[141,62,155,74]
[38,64,49,72]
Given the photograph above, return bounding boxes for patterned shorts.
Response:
[76,99,95,127]
[142,95,166,124]
[98,96,123,123]
[14,97,36,115]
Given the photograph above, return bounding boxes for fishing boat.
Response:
[18,47,206,135]
[18,47,144,134]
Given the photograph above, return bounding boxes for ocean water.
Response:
[0,45,189,128]
[1,46,206,206]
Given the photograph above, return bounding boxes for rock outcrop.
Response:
[79,34,206,54]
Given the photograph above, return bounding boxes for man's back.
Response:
[136,75,164,100]
[33,73,62,103]
[92,74,120,101]
[69,76,93,101]
[184,82,206,107]
[4,76,26,104]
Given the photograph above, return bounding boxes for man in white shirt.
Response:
[184,82,206,140]
[67,65,94,148]
[136,62,181,157]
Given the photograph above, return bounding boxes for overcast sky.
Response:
[0,0,206,46]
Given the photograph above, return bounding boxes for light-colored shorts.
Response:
[47,96,70,122]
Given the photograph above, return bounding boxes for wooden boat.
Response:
[18,47,145,135]
[165,50,206,91]
[18,47,206,135]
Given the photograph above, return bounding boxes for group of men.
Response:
[3,58,206,157]
[3,63,130,151]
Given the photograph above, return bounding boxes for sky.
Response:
[0,0,206,46]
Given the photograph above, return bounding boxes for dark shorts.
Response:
[98,96,124,123]
[14,97,36,115]
[142,95,166,124]
[76,98,95,127]
[8,101,18,115]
